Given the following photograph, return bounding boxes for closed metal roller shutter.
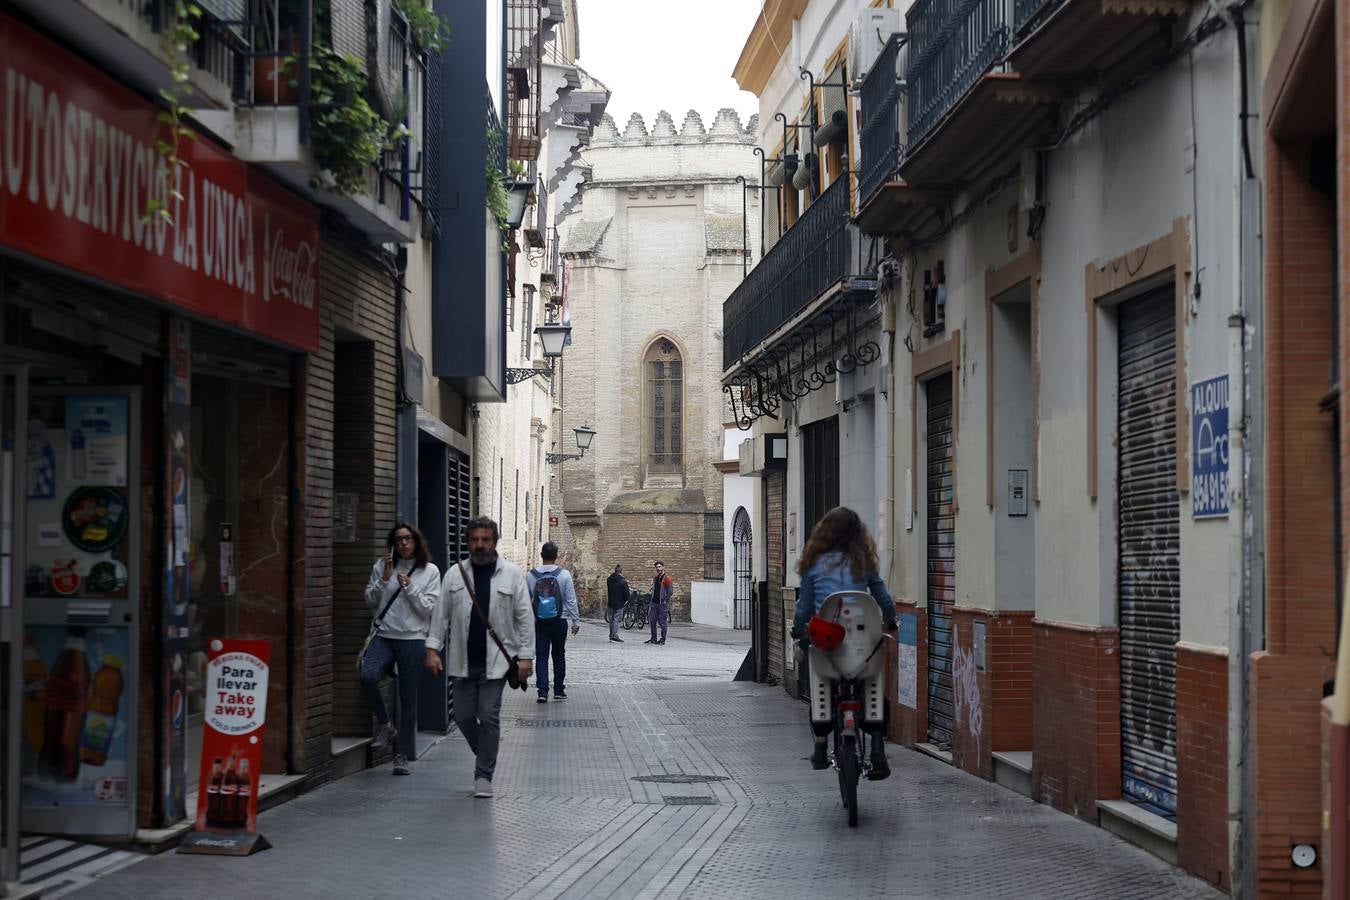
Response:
[445,446,470,726]
[1117,288,1180,815]
[926,372,955,747]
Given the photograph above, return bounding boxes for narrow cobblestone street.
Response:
[71,621,1224,899]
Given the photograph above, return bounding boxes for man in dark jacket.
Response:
[606,565,630,642]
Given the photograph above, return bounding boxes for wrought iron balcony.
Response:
[1014,0,1064,33]
[906,0,1012,151]
[859,34,906,208]
[722,174,855,371]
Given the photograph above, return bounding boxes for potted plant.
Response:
[252,0,304,105]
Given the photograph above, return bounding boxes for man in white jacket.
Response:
[425,516,534,798]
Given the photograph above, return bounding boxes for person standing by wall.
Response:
[607,564,630,642]
[360,523,441,776]
[424,517,534,799]
[645,561,673,645]
[529,542,581,702]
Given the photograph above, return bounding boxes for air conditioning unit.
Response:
[849,6,905,88]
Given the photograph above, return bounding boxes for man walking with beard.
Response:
[425,517,534,799]
[645,561,673,645]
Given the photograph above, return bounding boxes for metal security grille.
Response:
[1117,289,1180,815]
[733,509,753,630]
[445,447,470,727]
[703,511,724,580]
[801,416,840,535]
[926,373,955,747]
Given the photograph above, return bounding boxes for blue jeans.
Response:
[650,602,669,642]
[358,636,425,759]
[535,618,568,696]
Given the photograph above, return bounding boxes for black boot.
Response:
[810,741,829,770]
[867,737,891,780]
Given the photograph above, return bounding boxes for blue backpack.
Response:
[531,568,563,620]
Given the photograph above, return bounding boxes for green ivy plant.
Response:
[306,46,396,194]
[147,0,202,224]
[487,127,511,235]
[393,0,451,54]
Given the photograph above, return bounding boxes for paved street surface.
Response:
[74,619,1222,899]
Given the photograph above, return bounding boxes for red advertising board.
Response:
[0,13,320,352]
[180,639,270,856]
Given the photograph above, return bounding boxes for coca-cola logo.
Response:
[263,221,316,310]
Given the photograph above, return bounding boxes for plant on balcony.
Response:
[487,128,511,236]
[146,1,203,224]
[393,0,451,54]
[306,46,398,195]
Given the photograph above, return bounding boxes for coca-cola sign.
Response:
[0,13,320,352]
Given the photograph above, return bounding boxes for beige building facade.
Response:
[550,109,758,612]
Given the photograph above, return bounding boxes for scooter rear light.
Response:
[839,701,861,713]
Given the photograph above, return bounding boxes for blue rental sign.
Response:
[1192,375,1229,519]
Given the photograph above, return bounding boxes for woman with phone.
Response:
[360,523,440,775]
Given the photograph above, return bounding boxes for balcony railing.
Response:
[507,0,543,160]
[859,34,906,206]
[1014,0,1064,34]
[906,0,1011,150]
[723,174,853,370]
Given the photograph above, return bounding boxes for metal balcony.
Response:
[722,175,855,371]
[859,34,906,208]
[906,0,1012,151]
[1009,0,1193,83]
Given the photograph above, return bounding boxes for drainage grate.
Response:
[514,718,604,728]
[663,796,719,806]
[632,774,731,784]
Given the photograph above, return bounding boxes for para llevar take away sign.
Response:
[1192,375,1229,519]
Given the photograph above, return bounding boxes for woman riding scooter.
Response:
[792,506,897,778]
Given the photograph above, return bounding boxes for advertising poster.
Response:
[24,395,132,603]
[162,317,192,824]
[897,613,917,709]
[20,625,130,810]
[179,639,271,856]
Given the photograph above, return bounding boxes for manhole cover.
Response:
[663,796,719,806]
[631,774,731,784]
[514,718,604,728]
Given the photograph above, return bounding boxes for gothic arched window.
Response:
[645,338,683,474]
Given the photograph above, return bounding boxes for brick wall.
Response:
[592,510,707,619]
[949,609,1035,779]
[766,470,785,684]
[1175,645,1229,890]
[295,233,398,778]
[889,600,928,746]
[952,610,991,777]
[1257,134,1338,893]
[1032,620,1121,820]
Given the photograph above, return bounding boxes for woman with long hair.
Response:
[791,506,897,777]
[360,522,441,775]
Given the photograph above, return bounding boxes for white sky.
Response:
[574,0,762,130]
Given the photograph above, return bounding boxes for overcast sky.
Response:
[574,0,761,130]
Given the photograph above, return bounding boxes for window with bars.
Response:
[703,511,724,581]
[646,338,683,474]
[522,285,536,360]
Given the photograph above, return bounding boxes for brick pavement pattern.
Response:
[76,622,1223,899]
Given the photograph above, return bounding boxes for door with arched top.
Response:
[732,508,752,630]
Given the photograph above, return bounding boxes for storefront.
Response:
[0,10,319,873]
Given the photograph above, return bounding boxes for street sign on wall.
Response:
[1191,375,1229,519]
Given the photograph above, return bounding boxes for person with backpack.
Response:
[528,542,580,702]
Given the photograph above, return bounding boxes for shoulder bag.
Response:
[458,561,527,692]
[356,571,405,672]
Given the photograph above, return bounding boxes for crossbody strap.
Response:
[458,561,513,660]
[374,566,407,627]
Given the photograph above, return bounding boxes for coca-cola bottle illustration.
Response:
[218,753,240,830]
[203,757,224,828]
[38,628,89,782]
[234,758,252,830]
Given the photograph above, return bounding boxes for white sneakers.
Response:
[473,778,494,798]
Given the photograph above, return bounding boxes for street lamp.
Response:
[535,322,571,358]
[504,180,532,229]
[547,422,596,463]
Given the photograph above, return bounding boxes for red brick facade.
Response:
[889,600,927,747]
[1175,644,1229,890]
[1031,620,1121,820]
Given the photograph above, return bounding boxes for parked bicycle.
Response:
[622,588,651,630]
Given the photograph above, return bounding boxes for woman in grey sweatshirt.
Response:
[360,523,441,774]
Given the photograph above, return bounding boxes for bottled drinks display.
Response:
[79,654,125,765]
[38,628,89,781]
[22,634,46,754]
[204,750,254,829]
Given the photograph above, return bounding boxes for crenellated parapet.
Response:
[590,108,758,148]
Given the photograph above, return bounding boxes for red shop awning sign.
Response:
[0,13,320,352]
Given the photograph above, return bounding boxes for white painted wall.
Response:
[691,580,732,629]
[888,13,1240,648]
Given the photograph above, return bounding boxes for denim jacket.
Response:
[792,551,896,636]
